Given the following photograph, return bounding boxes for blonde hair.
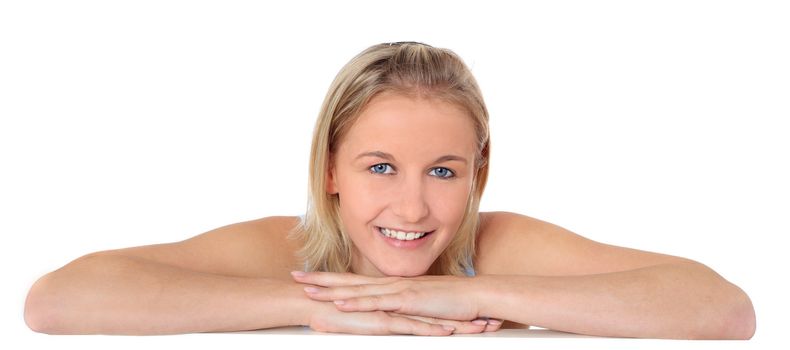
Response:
[289,42,490,276]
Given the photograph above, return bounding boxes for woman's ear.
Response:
[326,162,339,195]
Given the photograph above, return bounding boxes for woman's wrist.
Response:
[471,274,519,321]
[247,278,316,328]
[277,281,314,327]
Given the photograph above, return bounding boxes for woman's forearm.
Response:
[24,254,311,334]
[475,262,755,339]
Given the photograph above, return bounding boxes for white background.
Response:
[1,1,788,349]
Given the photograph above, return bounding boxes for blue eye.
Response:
[370,163,394,174]
[429,167,455,179]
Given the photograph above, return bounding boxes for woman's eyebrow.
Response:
[356,151,395,161]
[355,151,467,164]
[434,154,468,164]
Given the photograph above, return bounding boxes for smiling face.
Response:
[327,91,478,277]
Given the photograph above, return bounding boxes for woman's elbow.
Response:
[24,273,61,334]
[722,286,756,340]
[681,262,755,340]
[24,254,102,334]
[697,281,756,340]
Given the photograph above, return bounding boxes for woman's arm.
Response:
[24,253,308,334]
[473,262,755,339]
[24,216,489,335]
[474,211,756,339]
[295,261,754,339]
[24,217,310,334]
[294,212,755,339]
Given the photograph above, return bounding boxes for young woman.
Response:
[24,41,756,339]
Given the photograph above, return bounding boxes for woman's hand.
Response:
[307,299,495,335]
[292,271,502,333]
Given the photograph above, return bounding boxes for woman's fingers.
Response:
[309,299,497,336]
[310,304,452,336]
[484,319,503,332]
[303,283,397,302]
[397,314,488,334]
[399,314,502,334]
[297,273,494,333]
[385,314,456,336]
[325,291,483,326]
[333,293,402,312]
[291,271,397,287]
[291,271,365,287]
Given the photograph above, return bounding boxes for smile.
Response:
[377,227,434,241]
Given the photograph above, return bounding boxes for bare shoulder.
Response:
[90,216,304,280]
[475,211,692,276]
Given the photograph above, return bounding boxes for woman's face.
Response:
[328,92,478,277]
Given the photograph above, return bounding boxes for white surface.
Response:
[1,1,787,349]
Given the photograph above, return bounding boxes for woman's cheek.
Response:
[422,186,460,229]
[347,177,388,212]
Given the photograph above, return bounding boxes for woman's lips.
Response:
[377,226,434,240]
[376,226,435,248]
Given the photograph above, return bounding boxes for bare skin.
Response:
[24,213,755,338]
[295,212,757,339]
[24,93,755,338]
[24,216,496,335]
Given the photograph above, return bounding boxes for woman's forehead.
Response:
[339,93,477,158]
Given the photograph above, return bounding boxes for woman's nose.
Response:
[392,177,429,223]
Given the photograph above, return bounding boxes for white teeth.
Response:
[379,227,428,241]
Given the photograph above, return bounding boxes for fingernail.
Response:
[487,319,502,326]
[304,286,320,293]
[333,300,345,305]
[442,325,455,332]
[472,319,488,326]
[291,271,306,278]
